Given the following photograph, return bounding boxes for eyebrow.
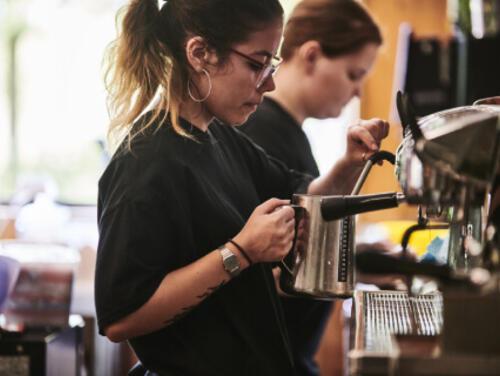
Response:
[251,50,274,59]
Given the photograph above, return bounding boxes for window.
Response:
[304,99,360,175]
[0,0,122,204]
[0,0,304,205]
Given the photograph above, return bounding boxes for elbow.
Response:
[104,323,129,343]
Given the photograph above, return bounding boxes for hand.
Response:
[345,118,390,166]
[233,198,295,263]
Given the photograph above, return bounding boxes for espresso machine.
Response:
[348,94,500,375]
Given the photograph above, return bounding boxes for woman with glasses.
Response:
[95,0,387,375]
[241,1,385,375]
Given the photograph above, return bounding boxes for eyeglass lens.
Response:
[256,65,277,89]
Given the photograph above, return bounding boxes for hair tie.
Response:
[228,239,253,265]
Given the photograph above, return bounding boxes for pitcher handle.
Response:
[278,204,305,277]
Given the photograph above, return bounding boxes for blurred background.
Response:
[0,0,499,375]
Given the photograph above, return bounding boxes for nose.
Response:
[258,75,276,93]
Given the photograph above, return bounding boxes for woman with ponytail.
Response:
[95,1,388,374]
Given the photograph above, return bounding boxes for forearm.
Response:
[307,118,389,195]
[307,156,363,195]
[105,243,249,342]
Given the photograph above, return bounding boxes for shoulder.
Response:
[211,119,254,147]
[241,98,286,133]
[98,115,191,212]
[240,98,299,146]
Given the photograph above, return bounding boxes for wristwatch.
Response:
[219,247,241,277]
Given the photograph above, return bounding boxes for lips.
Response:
[245,101,260,107]
[246,97,263,107]
[246,103,261,112]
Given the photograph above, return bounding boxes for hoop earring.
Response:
[187,68,212,103]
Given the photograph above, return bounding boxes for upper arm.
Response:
[95,191,187,335]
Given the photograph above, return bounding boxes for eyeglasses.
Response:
[229,48,282,89]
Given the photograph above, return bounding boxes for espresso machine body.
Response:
[397,101,500,268]
[396,104,500,208]
[349,97,500,375]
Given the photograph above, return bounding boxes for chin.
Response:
[315,110,339,120]
[330,110,342,118]
[313,105,341,120]
[216,113,250,126]
[232,111,255,126]
[326,106,342,119]
[214,105,256,126]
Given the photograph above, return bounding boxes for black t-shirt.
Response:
[95,116,312,376]
[240,97,320,178]
[240,97,333,376]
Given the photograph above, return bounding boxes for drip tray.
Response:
[349,290,443,376]
[349,290,500,375]
[362,290,443,353]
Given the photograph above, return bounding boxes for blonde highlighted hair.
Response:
[104,0,187,149]
[104,0,284,149]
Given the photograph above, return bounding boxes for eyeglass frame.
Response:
[229,48,282,89]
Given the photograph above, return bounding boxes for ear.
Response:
[185,36,218,72]
[296,40,322,74]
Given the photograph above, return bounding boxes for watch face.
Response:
[221,248,240,276]
[225,254,239,271]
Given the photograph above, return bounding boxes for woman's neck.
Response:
[266,64,308,125]
[179,101,213,132]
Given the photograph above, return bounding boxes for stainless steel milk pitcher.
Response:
[279,151,397,299]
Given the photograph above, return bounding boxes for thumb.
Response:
[256,198,290,215]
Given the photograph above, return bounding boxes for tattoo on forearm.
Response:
[196,280,226,299]
[164,304,197,326]
[163,280,226,326]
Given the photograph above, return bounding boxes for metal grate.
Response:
[363,291,443,351]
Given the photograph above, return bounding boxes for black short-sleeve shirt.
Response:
[240,97,320,178]
[241,97,333,376]
[95,116,312,376]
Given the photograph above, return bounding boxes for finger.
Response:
[257,198,290,214]
[277,220,295,240]
[285,220,295,235]
[272,266,281,279]
[350,126,379,151]
[283,211,296,225]
[379,120,389,140]
[279,222,295,239]
[270,205,295,221]
[363,118,390,142]
[382,120,390,138]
